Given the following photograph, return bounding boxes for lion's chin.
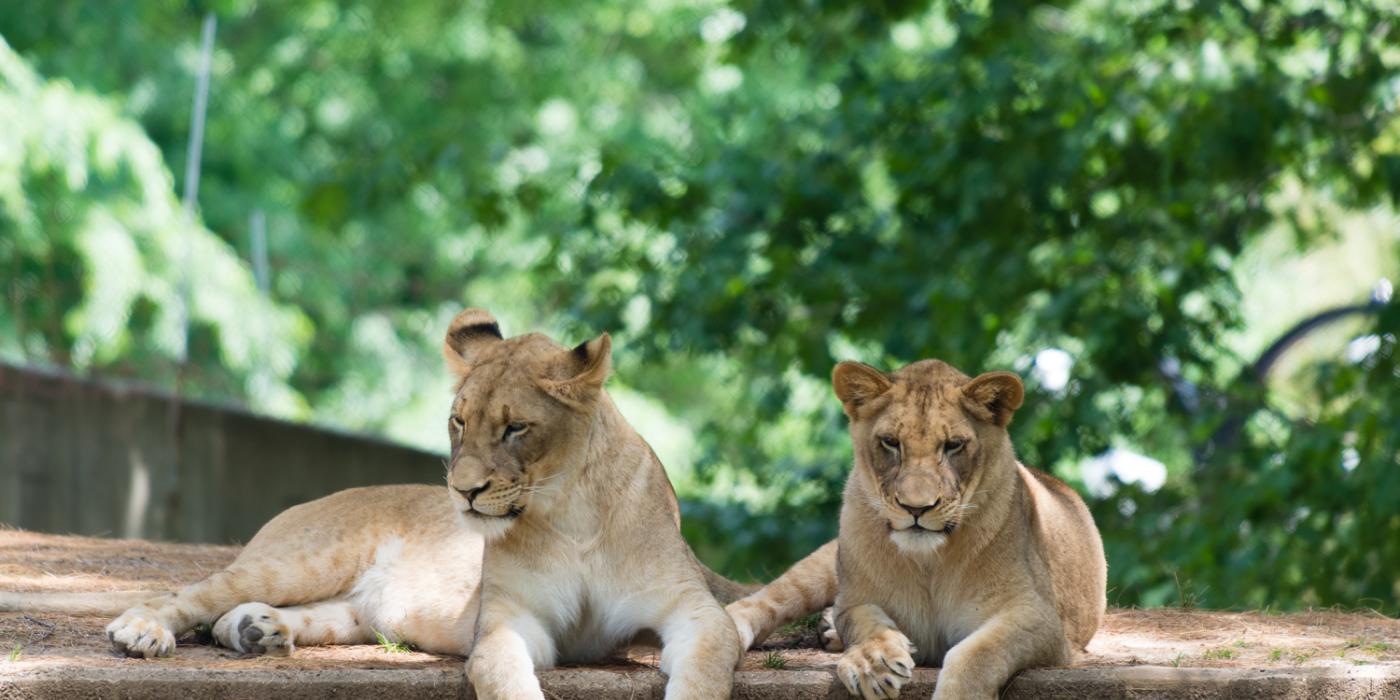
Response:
[889,527,948,555]
[456,509,517,541]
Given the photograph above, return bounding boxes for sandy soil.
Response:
[2,529,1397,675]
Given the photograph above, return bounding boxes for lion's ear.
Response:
[961,371,1024,427]
[832,361,893,414]
[540,333,612,409]
[444,308,503,379]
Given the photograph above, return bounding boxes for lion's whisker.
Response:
[532,471,568,486]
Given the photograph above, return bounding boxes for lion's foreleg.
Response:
[657,594,740,700]
[465,610,553,700]
[725,539,837,650]
[212,598,370,655]
[932,607,1066,700]
[833,602,916,700]
[106,551,354,658]
[106,569,265,658]
[280,598,371,645]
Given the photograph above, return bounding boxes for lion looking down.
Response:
[2,309,748,700]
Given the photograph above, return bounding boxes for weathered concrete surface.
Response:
[3,664,1399,699]
[0,363,442,543]
[2,532,1400,697]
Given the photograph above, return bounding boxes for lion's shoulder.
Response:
[1020,463,1078,500]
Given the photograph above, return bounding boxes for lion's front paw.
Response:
[836,630,915,699]
[215,603,294,656]
[106,607,177,658]
[819,607,845,652]
[466,655,546,700]
[725,605,758,652]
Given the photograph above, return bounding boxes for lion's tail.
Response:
[700,563,762,604]
[724,539,838,649]
[0,590,167,616]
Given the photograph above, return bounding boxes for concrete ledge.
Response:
[5,532,1400,699]
[5,664,1400,699]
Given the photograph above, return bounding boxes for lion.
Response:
[1,309,747,700]
[725,358,1106,699]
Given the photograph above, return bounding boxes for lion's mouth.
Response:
[892,521,956,535]
[463,505,524,519]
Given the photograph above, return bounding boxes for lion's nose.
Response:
[457,481,491,505]
[898,498,940,519]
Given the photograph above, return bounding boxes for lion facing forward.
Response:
[727,359,1106,699]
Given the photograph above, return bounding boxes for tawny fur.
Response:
[7,309,748,700]
[731,359,1107,700]
[86,484,482,658]
[441,312,741,699]
[0,590,166,616]
[726,540,838,649]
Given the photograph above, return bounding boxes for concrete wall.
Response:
[0,363,444,544]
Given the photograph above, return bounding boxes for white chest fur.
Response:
[879,568,988,665]
[349,530,484,655]
[489,540,665,665]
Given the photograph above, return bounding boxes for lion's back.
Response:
[1021,464,1107,649]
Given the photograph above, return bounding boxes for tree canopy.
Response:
[2,0,1397,611]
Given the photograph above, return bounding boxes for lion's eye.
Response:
[503,422,529,440]
[450,416,464,432]
[944,438,966,455]
[879,435,900,451]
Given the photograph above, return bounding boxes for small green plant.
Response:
[1343,639,1394,657]
[372,629,415,654]
[1232,640,1248,648]
[1268,649,1283,662]
[7,644,20,662]
[762,651,788,669]
[1169,652,1185,668]
[1203,647,1235,661]
[1173,572,1205,609]
[777,612,822,636]
[1291,651,1313,664]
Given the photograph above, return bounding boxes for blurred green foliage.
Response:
[0,36,310,413]
[1,0,1398,611]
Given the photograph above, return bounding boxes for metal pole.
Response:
[177,12,218,359]
[162,11,216,541]
[250,209,269,292]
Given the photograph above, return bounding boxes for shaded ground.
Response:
[2,529,1398,678]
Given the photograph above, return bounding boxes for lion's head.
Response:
[441,308,612,540]
[833,359,1024,555]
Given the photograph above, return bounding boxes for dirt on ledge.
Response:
[2,528,1397,677]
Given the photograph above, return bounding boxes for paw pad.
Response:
[217,603,294,656]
